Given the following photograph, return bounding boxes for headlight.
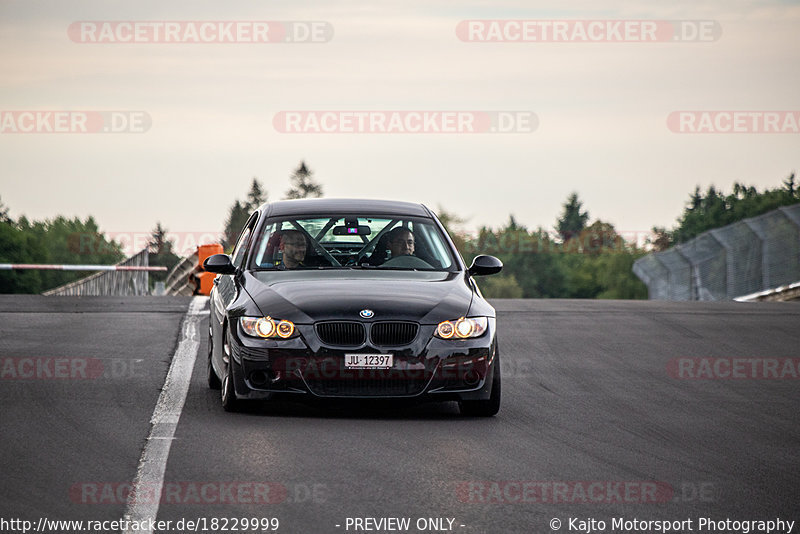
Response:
[435,317,488,339]
[240,317,296,339]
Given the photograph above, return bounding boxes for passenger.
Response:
[278,230,307,269]
[387,227,415,258]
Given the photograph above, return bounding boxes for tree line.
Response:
[651,173,798,250]
[2,167,797,296]
[0,203,125,293]
[439,195,648,299]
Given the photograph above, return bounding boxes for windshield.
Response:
[248,214,459,271]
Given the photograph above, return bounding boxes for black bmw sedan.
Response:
[204,198,503,416]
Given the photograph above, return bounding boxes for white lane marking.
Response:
[122,296,207,534]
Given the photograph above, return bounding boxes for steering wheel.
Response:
[378,255,433,269]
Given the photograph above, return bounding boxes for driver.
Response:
[387,227,415,258]
[278,230,307,269]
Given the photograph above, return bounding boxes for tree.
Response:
[476,274,524,298]
[560,252,601,298]
[285,161,323,199]
[689,186,703,211]
[577,220,623,256]
[670,173,800,244]
[0,196,10,224]
[504,226,565,298]
[0,209,123,294]
[466,219,566,298]
[0,218,45,293]
[246,177,266,209]
[556,193,589,243]
[147,222,181,286]
[150,222,168,254]
[594,251,648,299]
[221,178,268,251]
[222,200,251,251]
[783,172,796,197]
[649,226,673,252]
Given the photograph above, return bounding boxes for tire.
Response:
[221,333,239,412]
[459,350,501,417]
[207,326,221,390]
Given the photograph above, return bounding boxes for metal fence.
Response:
[633,204,800,300]
[43,248,151,296]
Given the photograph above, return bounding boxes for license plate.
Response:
[344,353,393,369]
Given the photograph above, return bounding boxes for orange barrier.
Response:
[193,244,224,295]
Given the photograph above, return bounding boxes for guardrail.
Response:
[164,244,223,296]
[42,248,156,296]
[734,281,800,302]
[164,251,199,296]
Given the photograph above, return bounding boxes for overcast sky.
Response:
[1,0,798,253]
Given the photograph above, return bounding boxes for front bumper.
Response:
[228,319,497,401]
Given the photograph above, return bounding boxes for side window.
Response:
[415,222,454,269]
[231,214,258,269]
[252,223,277,267]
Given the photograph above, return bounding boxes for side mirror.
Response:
[203,254,237,275]
[468,255,503,276]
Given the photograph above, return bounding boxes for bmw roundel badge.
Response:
[360,309,375,319]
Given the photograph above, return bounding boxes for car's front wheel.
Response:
[221,331,239,412]
[207,325,221,390]
[459,349,501,417]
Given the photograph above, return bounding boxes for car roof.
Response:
[260,198,433,218]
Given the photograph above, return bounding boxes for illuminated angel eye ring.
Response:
[437,321,455,339]
[276,320,295,338]
[455,318,473,338]
[255,317,276,337]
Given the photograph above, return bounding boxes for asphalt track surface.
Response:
[1,295,798,534]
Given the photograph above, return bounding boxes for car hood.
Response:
[244,270,474,324]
